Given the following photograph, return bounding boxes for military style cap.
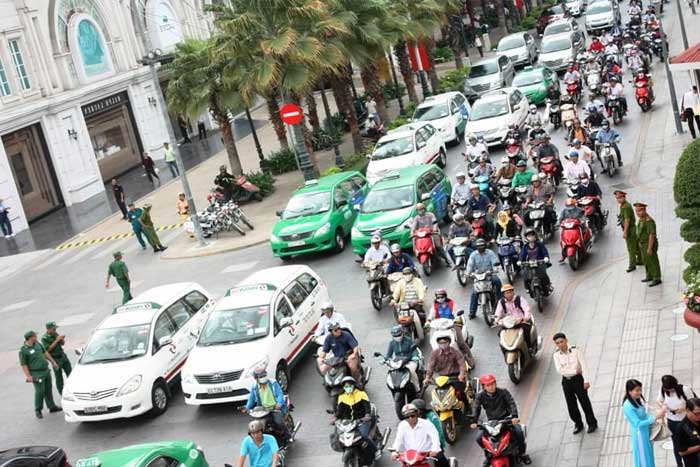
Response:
[24,330,36,340]
[113,251,122,258]
[613,190,627,196]
[45,321,58,329]
[516,160,527,167]
[633,202,648,208]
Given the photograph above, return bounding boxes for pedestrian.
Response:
[178,114,191,143]
[475,35,484,58]
[163,142,179,177]
[126,203,150,250]
[140,203,167,253]
[615,190,642,272]
[197,117,207,141]
[106,251,132,304]
[657,375,697,467]
[41,322,71,396]
[236,420,279,467]
[675,398,700,467]
[634,203,662,287]
[142,151,160,186]
[680,86,700,139]
[553,333,598,434]
[176,192,193,239]
[111,179,127,220]
[0,197,14,238]
[215,165,236,202]
[623,378,667,467]
[19,330,62,419]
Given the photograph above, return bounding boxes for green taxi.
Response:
[75,440,209,467]
[351,164,451,255]
[270,171,368,259]
[512,65,557,105]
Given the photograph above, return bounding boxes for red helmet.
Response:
[434,288,447,298]
[479,374,496,386]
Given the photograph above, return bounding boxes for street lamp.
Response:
[658,18,684,134]
[141,48,207,247]
[387,51,406,115]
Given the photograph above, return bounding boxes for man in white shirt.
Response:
[570,139,599,174]
[464,135,488,162]
[392,403,448,467]
[681,86,700,139]
[553,333,598,434]
[314,302,349,341]
[451,172,471,203]
[564,151,591,181]
[363,235,391,263]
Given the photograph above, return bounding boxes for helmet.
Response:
[531,174,539,183]
[253,367,268,379]
[390,243,402,253]
[571,138,581,145]
[435,288,447,298]
[416,202,425,210]
[602,119,611,127]
[219,165,227,171]
[509,123,517,129]
[329,322,343,332]
[411,399,426,411]
[468,134,477,142]
[371,235,381,244]
[321,301,334,313]
[341,376,357,386]
[470,183,479,190]
[248,420,265,434]
[479,374,497,386]
[402,267,413,275]
[529,104,537,112]
[436,334,452,343]
[565,198,577,207]
[579,172,589,180]
[538,172,547,181]
[533,121,542,128]
[569,150,579,159]
[455,171,466,179]
[401,403,419,417]
[525,228,537,238]
[475,238,487,248]
[611,76,619,82]
[501,283,514,293]
[453,213,465,222]
[479,155,489,163]
[501,156,509,164]
[390,325,404,337]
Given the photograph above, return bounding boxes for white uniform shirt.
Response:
[564,160,591,180]
[465,142,488,159]
[392,418,441,453]
[553,346,590,381]
[364,244,391,263]
[315,311,349,337]
[609,83,625,97]
[681,90,700,112]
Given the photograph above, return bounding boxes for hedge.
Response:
[674,139,700,281]
[266,148,298,175]
[244,171,276,196]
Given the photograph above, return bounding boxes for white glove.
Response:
[544,257,550,263]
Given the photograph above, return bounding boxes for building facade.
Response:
[0,0,213,232]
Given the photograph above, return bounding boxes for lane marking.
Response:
[1,299,36,313]
[55,223,184,250]
[221,261,259,274]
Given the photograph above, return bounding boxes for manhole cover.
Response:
[670,334,690,341]
[661,441,674,450]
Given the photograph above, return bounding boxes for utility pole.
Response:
[387,51,406,115]
[675,0,689,49]
[659,18,684,134]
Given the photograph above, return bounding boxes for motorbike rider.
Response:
[384,325,422,392]
[564,151,591,181]
[428,289,476,367]
[494,157,516,183]
[535,134,563,172]
[411,399,446,450]
[606,76,628,115]
[237,420,279,467]
[505,123,522,145]
[495,210,519,238]
[588,36,605,54]
[570,138,599,175]
[567,119,589,145]
[547,82,561,104]
[470,374,532,466]
[391,403,448,467]
[628,47,645,73]
[412,202,453,267]
[527,121,547,142]
[563,65,582,92]
[511,160,535,188]
[596,120,623,167]
[465,135,489,162]
[519,229,553,292]
[586,54,602,73]
[558,198,588,263]
[242,368,292,443]
[525,105,544,128]
[423,334,467,406]
[628,1,642,19]
[495,284,533,349]
[601,30,614,46]
[315,302,350,341]
[584,104,605,129]
[603,56,623,81]
[604,41,620,61]
[335,376,378,458]
[445,213,474,265]
[473,155,496,179]
[451,172,471,205]
[577,173,605,230]
[318,323,363,387]
[386,243,416,274]
[392,267,427,316]
[466,238,503,320]
[363,235,391,264]
[524,175,556,229]
[468,183,492,215]
[214,165,236,202]
[634,69,654,101]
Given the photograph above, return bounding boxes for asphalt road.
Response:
[0,13,660,467]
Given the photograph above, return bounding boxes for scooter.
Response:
[521,259,551,313]
[231,175,263,203]
[426,314,475,355]
[606,95,624,124]
[560,99,577,130]
[392,450,459,467]
[374,352,424,420]
[498,315,541,384]
[513,186,529,213]
[634,80,654,112]
[497,179,515,207]
[472,271,496,326]
[412,227,438,276]
[597,141,618,177]
[559,218,593,271]
[505,139,525,164]
[364,260,390,311]
[449,237,472,286]
[538,155,560,186]
[526,201,552,241]
[546,98,561,129]
[471,211,489,240]
[565,80,581,105]
[476,418,528,467]
[330,407,391,467]
[395,302,425,343]
[497,236,521,284]
[319,353,371,408]
[464,152,480,178]
[474,174,494,201]
[427,376,468,445]
[586,70,602,97]
[578,196,608,235]
[451,197,469,218]
[242,405,301,467]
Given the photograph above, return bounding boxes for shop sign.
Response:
[82,92,128,118]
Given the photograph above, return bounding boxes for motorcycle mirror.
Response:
[373,351,382,357]
[326,409,335,414]
[456,309,465,316]
[275,210,282,217]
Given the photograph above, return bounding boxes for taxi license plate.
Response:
[207,386,232,394]
[287,240,305,247]
[84,406,108,414]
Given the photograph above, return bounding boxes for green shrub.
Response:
[311,127,343,151]
[520,17,537,31]
[436,67,471,93]
[434,46,454,62]
[404,101,418,117]
[387,117,409,130]
[381,82,406,101]
[321,166,343,177]
[266,148,298,175]
[674,140,700,281]
[323,112,346,132]
[244,171,276,196]
[344,150,371,174]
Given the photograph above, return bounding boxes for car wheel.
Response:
[439,148,447,168]
[276,362,290,392]
[333,229,346,253]
[150,380,169,416]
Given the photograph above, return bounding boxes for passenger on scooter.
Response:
[547,83,561,103]
[391,404,448,467]
[237,420,279,467]
[570,139,599,175]
[465,135,489,162]
[335,376,377,457]
[524,176,556,228]
[446,213,474,264]
[511,160,535,188]
[519,229,552,292]
[364,235,391,264]
[586,55,601,73]
[596,120,623,167]
[588,37,604,54]
[429,289,476,367]
[315,302,350,341]
[386,244,416,274]
[495,210,519,238]
[392,267,427,311]
[470,374,532,466]
[451,172,471,205]
[495,284,533,349]
[527,121,547,142]
[411,399,446,450]
[384,326,422,391]
[473,155,496,179]
[318,324,363,387]
[564,151,591,181]
[505,123,522,145]
[603,56,622,81]
[604,42,620,60]
[525,105,544,128]
[412,203,453,267]
[535,134,561,167]
[242,368,291,443]
[584,106,605,129]
[578,173,602,198]
[466,239,503,319]
[495,157,516,183]
[567,119,589,145]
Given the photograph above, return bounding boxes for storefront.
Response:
[82,91,144,182]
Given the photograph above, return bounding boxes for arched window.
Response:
[68,14,115,83]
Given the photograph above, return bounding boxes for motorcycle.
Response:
[577,196,608,235]
[395,302,425,343]
[451,197,469,218]
[505,139,525,164]
[412,227,439,276]
[497,179,515,206]
[330,408,391,467]
[521,259,551,313]
[652,37,664,61]
[565,178,580,199]
[427,375,474,445]
[560,101,577,130]
[464,152,480,178]
[364,260,391,311]
[472,271,496,326]
[498,315,541,384]
[474,174,494,201]
[546,98,561,129]
[242,405,301,467]
[527,201,552,241]
[393,450,458,467]
[476,418,528,467]
[426,315,474,354]
[538,155,560,186]
[320,353,371,407]
[513,186,529,213]
[565,80,581,105]
[559,217,593,271]
[497,236,521,284]
[586,70,602,97]
[374,352,424,419]
[450,237,472,286]
[634,80,654,112]
[606,95,624,124]
[231,175,263,203]
[597,141,618,177]
[470,211,489,240]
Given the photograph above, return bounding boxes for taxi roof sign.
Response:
[225,284,277,296]
[382,171,401,180]
[76,458,101,467]
[304,179,319,186]
[113,302,162,314]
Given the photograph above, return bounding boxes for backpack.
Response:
[499,296,524,315]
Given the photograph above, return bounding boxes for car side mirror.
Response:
[279,317,293,328]
[417,142,427,149]
[336,199,348,208]
[158,336,173,348]
[75,347,83,357]
[275,210,283,217]
[421,193,431,201]
[373,351,382,357]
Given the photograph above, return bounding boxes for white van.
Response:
[62,283,215,422]
[181,265,330,405]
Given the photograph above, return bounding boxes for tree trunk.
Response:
[212,107,243,175]
[395,40,418,103]
[265,92,288,150]
[446,19,466,69]
[331,73,363,154]
[360,62,389,124]
[305,91,321,133]
[291,91,320,176]
[424,38,441,93]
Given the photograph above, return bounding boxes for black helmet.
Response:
[475,238,487,248]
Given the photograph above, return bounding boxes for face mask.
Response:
[437,297,446,303]
[393,336,403,342]
[403,274,413,282]
[439,343,449,350]
[258,377,268,384]
[343,385,354,394]
[418,210,426,216]
[581,179,589,186]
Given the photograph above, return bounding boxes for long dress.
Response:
[622,399,656,467]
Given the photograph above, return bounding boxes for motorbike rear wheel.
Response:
[505,262,514,284]
[240,213,255,230]
[482,300,494,327]
[422,257,433,276]
[232,221,246,236]
[394,392,406,420]
[568,251,580,271]
[613,108,621,125]
[370,286,382,311]
[607,161,616,177]
[456,267,468,286]
[342,452,360,467]
[442,417,458,445]
[534,286,544,313]
[508,354,522,384]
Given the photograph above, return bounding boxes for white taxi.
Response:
[181,265,329,405]
[61,283,214,422]
[411,92,471,145]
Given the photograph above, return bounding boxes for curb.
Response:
[160,238,270,260]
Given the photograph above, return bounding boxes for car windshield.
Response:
[498,36,525,51]
[371,136,414,160]
[545,23,571,35]
[542,37,571,53]
[413,103,450,121]
[470,98,509,120]
[469,62,499,78]
[282,192,331,219]
[551,4,565,13]
[198,305,270,346]
[587,2,611,13]
[513,72,544,86]
[362,186,414,213]
[81,324,150,364]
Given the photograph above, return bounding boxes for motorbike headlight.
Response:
[245,358,269,378]
[117,375,142,397]
[316,222,331,237]
[351,226,361,237]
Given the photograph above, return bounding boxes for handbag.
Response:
[649,419,672,442]
[154,167,160,175]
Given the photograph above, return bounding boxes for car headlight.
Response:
[351,226,361,237]
[117,375,142,397]
[62,389,75,402]
[245,358,269,378]
[270,233,281,243]
[316,222,331,237]
[182,372,195,384]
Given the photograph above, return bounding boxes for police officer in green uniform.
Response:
[106,251,132,304]
[41,322,71,395]
[19,330,62,418]
[614,190,642,272]
[634,203,662,287]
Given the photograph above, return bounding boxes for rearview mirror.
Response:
[456,309,465,317]
[75,347,83,357]
[373,351,382,357]
[421,193,431,201]
[275,210,283,217]
[279,317,294,328]
[158,336,173,348]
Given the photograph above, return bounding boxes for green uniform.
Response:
[41,333,72,395]
[108,259,132,304]
[511,169,535,188]
[619,201,642,269]
[636,216,661,281]
[19,342,58,412]
[140,206,163,250]
[425,411,446,449]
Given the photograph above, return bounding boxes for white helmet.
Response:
[455,171,466,179]
[529,104,537,113]
[320,301,334,313]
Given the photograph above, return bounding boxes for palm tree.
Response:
[166,38,245,175]
[264,90,289,149]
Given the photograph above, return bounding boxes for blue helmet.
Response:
[391,325,404,337]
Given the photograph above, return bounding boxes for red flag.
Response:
[407,40,432,71]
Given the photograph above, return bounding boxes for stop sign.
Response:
[279,103,304,125]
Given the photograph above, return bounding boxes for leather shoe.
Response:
[648,279,662,287]
[35,410,43,419]
[626,267,636,273]
[587,425,598,433]
[640,277,651,283]
[573,425,584,434]
[521,454,532,465]
[49,406,62,413]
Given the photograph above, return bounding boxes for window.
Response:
[146,457,180,467]
[453,94,466,107]
[184,290,208,313]
[153,313,177,348]
[284,282,308,309]
[166,300,192,329]
[450,100,458,114]
[8,40,30,91]
[334,187,347,207]
[274,296,294,334]
[415,131,426,148]
[499,56,508,68]
[0,58,10,96]
[297,273,318,295]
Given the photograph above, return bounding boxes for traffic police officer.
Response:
[634,203,662,287]
[19,330,61,418]
[41,322,71,395]
[614,190,641,272]
[106,251,132,304]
